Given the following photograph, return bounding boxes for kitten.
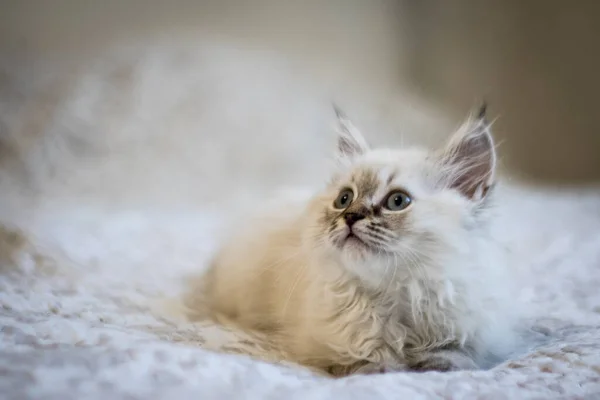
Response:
[190,105,519,376]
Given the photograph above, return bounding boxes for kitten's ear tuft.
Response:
[333,105,369,161]
[439,107,497,200]
[476,101,488,119]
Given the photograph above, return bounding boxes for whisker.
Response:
[386,254,399,295]
[281,261,309,320]
[363,230,392,243]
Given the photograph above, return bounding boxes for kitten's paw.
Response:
[411,357,460,372]
[354,363,386,375]
[411,351,478,372]
[327,361,407,377]
[358,364,409,374]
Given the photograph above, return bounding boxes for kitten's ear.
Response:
[438,104,497,200]
[333,105,369,162]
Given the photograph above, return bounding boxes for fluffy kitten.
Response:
[192,106,518,376]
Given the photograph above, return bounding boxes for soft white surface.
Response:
[1,185,600,399]
[1,40,600,399]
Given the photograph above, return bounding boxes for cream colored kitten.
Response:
[191,106,519,376]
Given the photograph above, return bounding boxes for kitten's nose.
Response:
[344,212,366,227]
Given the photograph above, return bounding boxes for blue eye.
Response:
[334,189,354,209]
[385,191,412,211]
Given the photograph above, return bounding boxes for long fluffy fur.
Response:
[189,111,519,376]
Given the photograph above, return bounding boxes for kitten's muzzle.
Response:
[344,212,366,227]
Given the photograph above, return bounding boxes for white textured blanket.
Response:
[1,184,600,399]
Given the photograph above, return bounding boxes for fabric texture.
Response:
[1,185,600,399]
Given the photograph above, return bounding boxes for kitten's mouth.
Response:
[342,232,371,250]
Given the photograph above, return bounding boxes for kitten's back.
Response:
[198,187,315,331]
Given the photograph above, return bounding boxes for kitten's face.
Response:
[306,108,496,288]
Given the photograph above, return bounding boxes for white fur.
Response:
[195,112,520,375]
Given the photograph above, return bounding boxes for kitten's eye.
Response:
[384,191,412,211]
[333,189,354,209]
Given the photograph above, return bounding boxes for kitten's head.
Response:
[305,105,497,288]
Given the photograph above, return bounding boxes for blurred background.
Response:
[1,0,599,211]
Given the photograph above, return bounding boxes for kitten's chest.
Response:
[375,286,467,352]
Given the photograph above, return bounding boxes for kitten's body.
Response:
[194,108,519,375]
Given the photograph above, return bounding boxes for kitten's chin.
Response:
[334,234,381,262]
[344,234,368,249]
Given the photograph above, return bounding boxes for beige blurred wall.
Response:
[2,0,599,185]
[0,0,406,95]
[400,0,600,184]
